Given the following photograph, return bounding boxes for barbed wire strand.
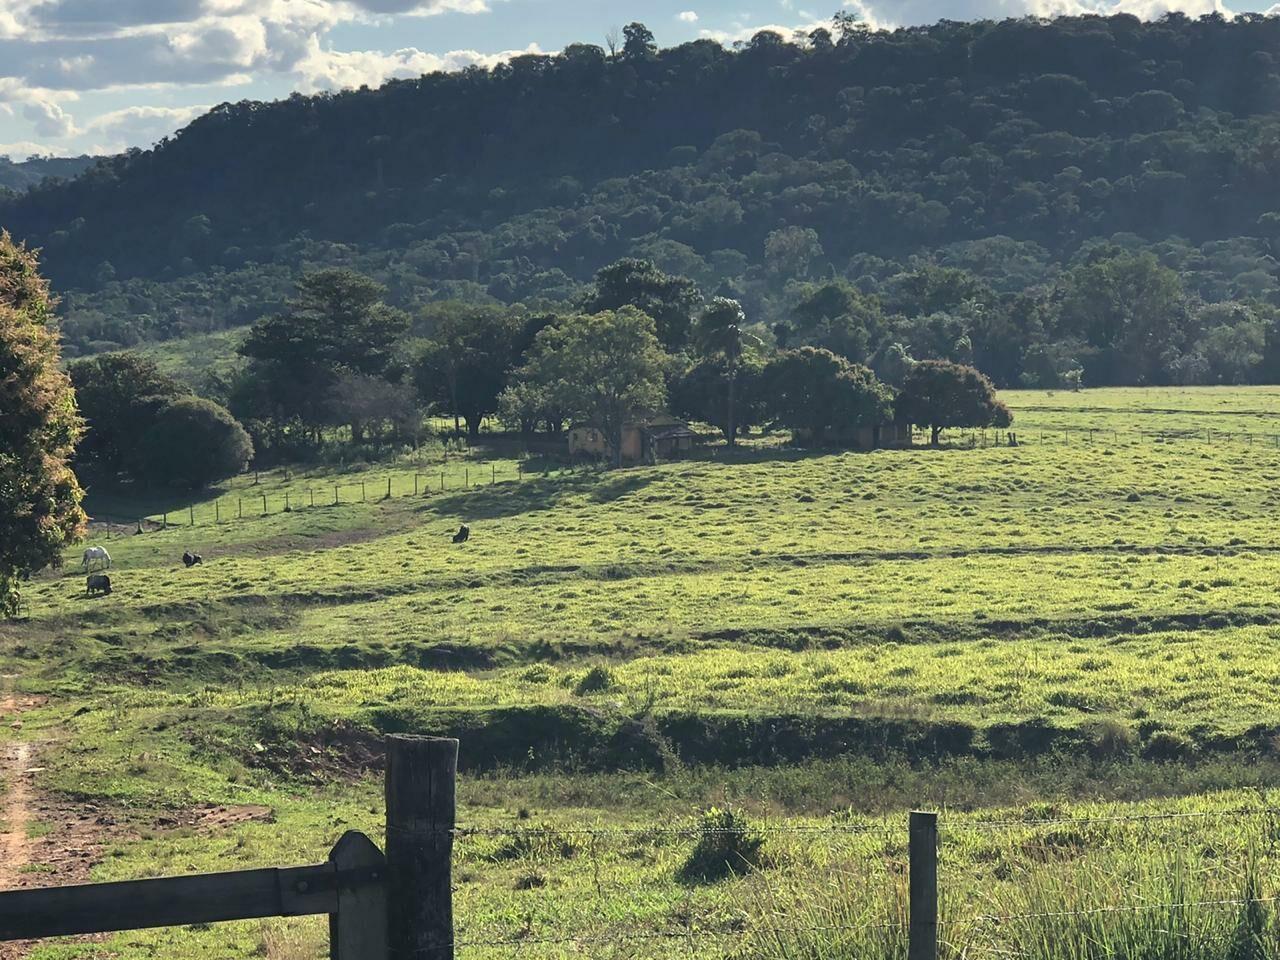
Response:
[456,919,904,950]
[942,807,1280,831]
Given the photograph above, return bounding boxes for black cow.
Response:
[86,574,112,596]
[452,524,470,544]
[183,551,203,567]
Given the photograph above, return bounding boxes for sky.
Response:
[0,0,1270,160]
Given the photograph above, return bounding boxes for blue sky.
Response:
[0,0,1268,159]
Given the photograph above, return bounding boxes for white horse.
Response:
[82,545,111,571]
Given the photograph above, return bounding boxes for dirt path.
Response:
[0,674,35,960]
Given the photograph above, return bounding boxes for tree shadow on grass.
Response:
[420,469,659,521]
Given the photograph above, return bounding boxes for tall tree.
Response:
[137,397,254,490]
[582,259,701,351]
[413,303,521,440]
[760,347,892,444]
[896,360,1011,447]
[0,231,86,616]
[693,297,756,447]
[519,307,668,466]
[69,353,188,480]
[239,270,408,432]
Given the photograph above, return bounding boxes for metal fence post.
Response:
[909,811,938,960]
[385,736,457,960]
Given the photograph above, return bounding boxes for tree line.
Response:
[69,261,1008,475]
[7,13,1280,386]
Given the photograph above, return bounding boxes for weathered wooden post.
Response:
[386,477,392,499]
[238,499,243,520]
[284,492,291,512]
[329,832,387,960]
[189,504,195,526]
[334,485,339,505]
[215,501,220,524]
[908,811,938,960]
[261,494,267,515]
[385,735,457,960]
[491,463,496,485]
[414,474,420,496]
[162,511,168,529]
[362,481,367,503]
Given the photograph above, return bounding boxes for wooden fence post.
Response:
[261,494,267,515]
[385,735,457,960]
[908,811,938,960]
[329,831,387,960]
[387,477,392,499]
[362,481,367,503]
[189,505,195,526]
[215,501,220,524]
[414,474,420,496]
[491,464,496,485]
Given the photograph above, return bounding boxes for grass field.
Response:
[7,386,1280,959]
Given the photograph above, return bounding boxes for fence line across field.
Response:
[4,738,1277,960]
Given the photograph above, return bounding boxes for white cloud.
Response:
[294,37,542,91]
[82,103,208,153]
[678,10,699,22]
[22,98,75,137]
[0,139,73,160]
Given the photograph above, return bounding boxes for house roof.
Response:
[644,423,698,440]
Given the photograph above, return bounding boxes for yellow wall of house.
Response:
[569,426,645,460]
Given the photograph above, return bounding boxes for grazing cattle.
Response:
[452,524,470,544]
[82,546,111,570]
[182,551,203,567]
[86,574,112,596]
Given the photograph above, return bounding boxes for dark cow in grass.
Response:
[86,574,112,596]
[452,524,470,544]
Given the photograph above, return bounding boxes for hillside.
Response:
[8,14,1280,370]
[0,154,97,194]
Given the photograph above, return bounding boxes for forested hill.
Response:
[8,13,1280,386]
[0,155,96,194]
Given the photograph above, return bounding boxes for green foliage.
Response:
[512,307,668,465]
[413,302,521,438]
[677,807,765,884]
[761,347,892,442]
[583,259,701,352]
[238,270,408,430]
[670,356,764,442]
[0,231,85,616]
[137,397,254,490]
[69,352,189,479]
[896,360,1012,445]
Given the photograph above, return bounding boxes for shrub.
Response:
[573,665,615,695]
[138,396,254,489]
[677,806,766,884]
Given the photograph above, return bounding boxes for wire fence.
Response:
[85,458,600,537]
[437,806,1280,955]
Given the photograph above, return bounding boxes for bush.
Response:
[677,806,766,885]
[138,397,254,489]
[573,665,615,695]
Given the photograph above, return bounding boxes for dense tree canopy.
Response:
[0,232,85,616]
[10,15,1280,388]
[511,307,668,465]
[760,348,893,442]
[896,360,1012,446]
[69,353,188,479]
[137,397,254,490]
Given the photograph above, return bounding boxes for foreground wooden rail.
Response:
[0,734,942,959]
[0,735,452,960]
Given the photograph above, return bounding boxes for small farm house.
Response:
[568,417,699,462]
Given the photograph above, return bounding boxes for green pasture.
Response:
[8,387,1280,958]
